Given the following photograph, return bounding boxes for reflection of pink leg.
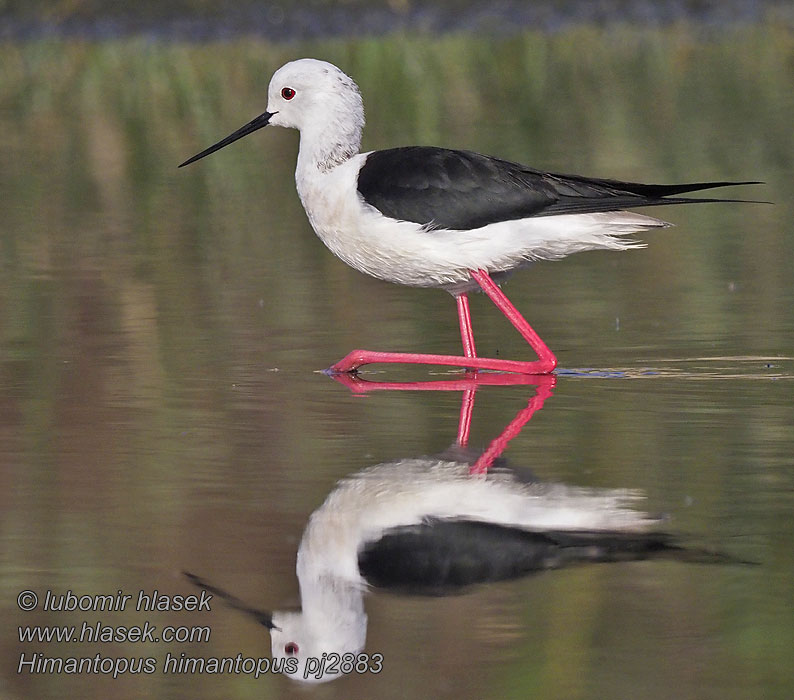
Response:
[328,372,555,475]
[329,372,552,393]
[328,270,557,375]
[456,388,476,446]
[469,375,556,475]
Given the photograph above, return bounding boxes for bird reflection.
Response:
[186,377,741,683]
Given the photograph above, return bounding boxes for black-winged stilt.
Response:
[180,58,760,375]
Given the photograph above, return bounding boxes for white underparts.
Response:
[297,154,670,288]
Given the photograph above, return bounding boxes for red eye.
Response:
[281,87,295,100]
[284,642,299,655]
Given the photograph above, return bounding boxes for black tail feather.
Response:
[602,179,764,199]
[543,192,771,217]
[540,176,769,216]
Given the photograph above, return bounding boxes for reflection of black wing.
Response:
[357,147,760,230]
[358,519,740,595]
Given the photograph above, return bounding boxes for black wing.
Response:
[357,147,761,230]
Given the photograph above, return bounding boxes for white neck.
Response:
[296,568,368,655]
[296,106,363,175]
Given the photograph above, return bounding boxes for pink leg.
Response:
[328,269,557,375]
[456,294,477,358]
[469,269,556,373]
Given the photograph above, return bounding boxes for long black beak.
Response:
[183,571,279,630]
[179,111,274,168]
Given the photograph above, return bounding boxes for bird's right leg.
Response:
[456,293,477,358]
[469,269,557,374]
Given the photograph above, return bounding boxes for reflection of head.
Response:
[270,608,367,684]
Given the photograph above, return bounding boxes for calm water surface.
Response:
[2,27,793,699]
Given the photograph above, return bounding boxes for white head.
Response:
[179,58,364,169]
[265,59,363,134]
